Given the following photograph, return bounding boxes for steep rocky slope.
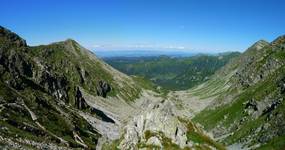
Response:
[0,26,159,149]
[192,36,285,149]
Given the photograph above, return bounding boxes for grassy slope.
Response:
[29,40,142,102]
[192,38,285,148]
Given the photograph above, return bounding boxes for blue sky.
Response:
[1,0,285,52]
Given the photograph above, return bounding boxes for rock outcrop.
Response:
[75,87,89,109]
[119,100,188,149]
[39,70,69,100]
[96,80,111,98]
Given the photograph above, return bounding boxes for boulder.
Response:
[245,99,258,111]
[146,136,162,147]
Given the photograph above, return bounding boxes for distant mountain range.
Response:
[93,50,199,58]
[104,52,240,90]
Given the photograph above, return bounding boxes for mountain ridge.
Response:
[192,34,285,149]
[0,26,156,149]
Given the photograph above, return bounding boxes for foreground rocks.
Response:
[119,100,188,149]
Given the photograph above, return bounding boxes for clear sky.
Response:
[1,0,285,52]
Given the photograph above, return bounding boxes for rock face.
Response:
[119,100,188,149]
[96,80,111,98]
[278,76,285,94]
[39,70,69,101]
[75,87,89,109]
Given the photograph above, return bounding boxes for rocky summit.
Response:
[0,25,285,150]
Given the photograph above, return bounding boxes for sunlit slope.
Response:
[193,36,285,149]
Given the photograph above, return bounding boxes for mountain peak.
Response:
[251,39,269,50]
[243,39,269,55]
[53,38,78,46]
[64,38,77,44]
[47,38,88,57]
[271,35,285,45]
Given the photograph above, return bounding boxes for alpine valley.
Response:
[0,26,285,150]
